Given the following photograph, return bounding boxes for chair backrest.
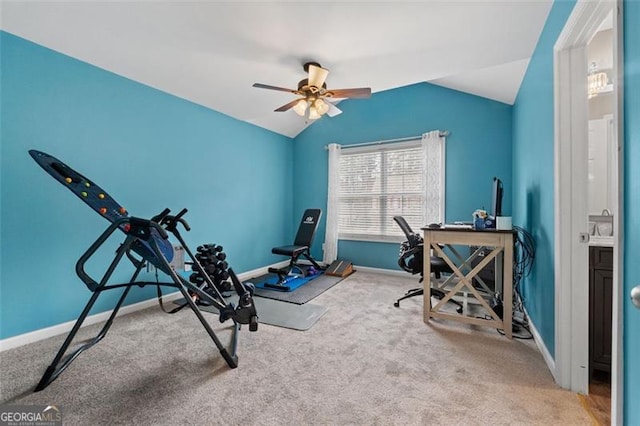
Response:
[393,215,450,277]
[293,209,322,247]
[394,216,423,274]
[393,216,422,248]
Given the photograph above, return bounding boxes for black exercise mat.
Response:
[246,272,348,304]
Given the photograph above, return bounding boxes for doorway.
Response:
[554,0,623,424]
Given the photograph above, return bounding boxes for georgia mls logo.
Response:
[0,404,62,426]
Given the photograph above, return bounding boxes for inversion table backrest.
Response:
[29,150,173,277]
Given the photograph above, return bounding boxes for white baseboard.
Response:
[524,308,557,382]
[0,293,182,352]
[0,261,289,352]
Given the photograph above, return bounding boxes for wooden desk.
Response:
[422,227,514,339]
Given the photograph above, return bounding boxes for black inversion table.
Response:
[29,150,258,392]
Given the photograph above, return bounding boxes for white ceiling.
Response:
[0,1,553,138]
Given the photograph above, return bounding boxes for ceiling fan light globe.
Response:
[293,99,308,116]
[314,99,330,115]
[308,105,321,120]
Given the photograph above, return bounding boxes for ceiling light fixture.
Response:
[308,105,321,120]
[314,99,330,115]
[292,97,330,120]
[588,62,609,99]
[253,61,371,120]
[293,99,308,116]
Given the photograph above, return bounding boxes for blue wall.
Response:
[511,0,576,358]
[623,0,640,422]
[0,32,293,339]
[513,0,640,420]
[292,82,513,268]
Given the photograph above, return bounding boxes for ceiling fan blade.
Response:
[326,102,342,118]
[326,88,372,99]
[253,83,298,94]
[274,98,303,112]
[308,64,329,88]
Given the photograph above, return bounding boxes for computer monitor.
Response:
[491,177,503,218]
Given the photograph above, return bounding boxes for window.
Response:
[336,135,445,242]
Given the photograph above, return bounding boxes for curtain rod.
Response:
[324,131,450,150]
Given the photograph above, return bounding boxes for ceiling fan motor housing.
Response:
[298,78,327,94]
[303,61,322,72]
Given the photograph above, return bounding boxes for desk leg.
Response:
[424,231,433,323]
[496,252,503,296]
[503,235,513,339]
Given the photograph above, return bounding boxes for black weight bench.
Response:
[266,208,324,290]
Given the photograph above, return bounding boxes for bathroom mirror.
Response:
[587,27,616,218]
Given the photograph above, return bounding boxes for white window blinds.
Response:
[338,139,432,241]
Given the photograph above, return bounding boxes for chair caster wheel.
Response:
[394,302,400,307]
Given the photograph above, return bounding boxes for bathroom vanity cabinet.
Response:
[589,245,613,377]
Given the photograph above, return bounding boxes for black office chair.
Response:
[393,216,463,313]
[266,208,324,290]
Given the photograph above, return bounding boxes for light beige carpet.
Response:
[0,271,590,425]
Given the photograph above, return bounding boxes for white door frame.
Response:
[553,0,624,424]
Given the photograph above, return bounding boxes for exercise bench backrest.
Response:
[293,209,322,247]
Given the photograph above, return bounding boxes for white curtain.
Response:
[421,131,446,224]
[323,143,341,264]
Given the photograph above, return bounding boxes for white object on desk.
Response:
[496,216,512,230]
[443,223,473,229]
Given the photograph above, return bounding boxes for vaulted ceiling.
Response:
[1,1,553,138]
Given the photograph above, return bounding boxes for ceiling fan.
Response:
[252,62,371,120]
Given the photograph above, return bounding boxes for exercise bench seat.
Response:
[272,245,308,257]
[267,209,324,289]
